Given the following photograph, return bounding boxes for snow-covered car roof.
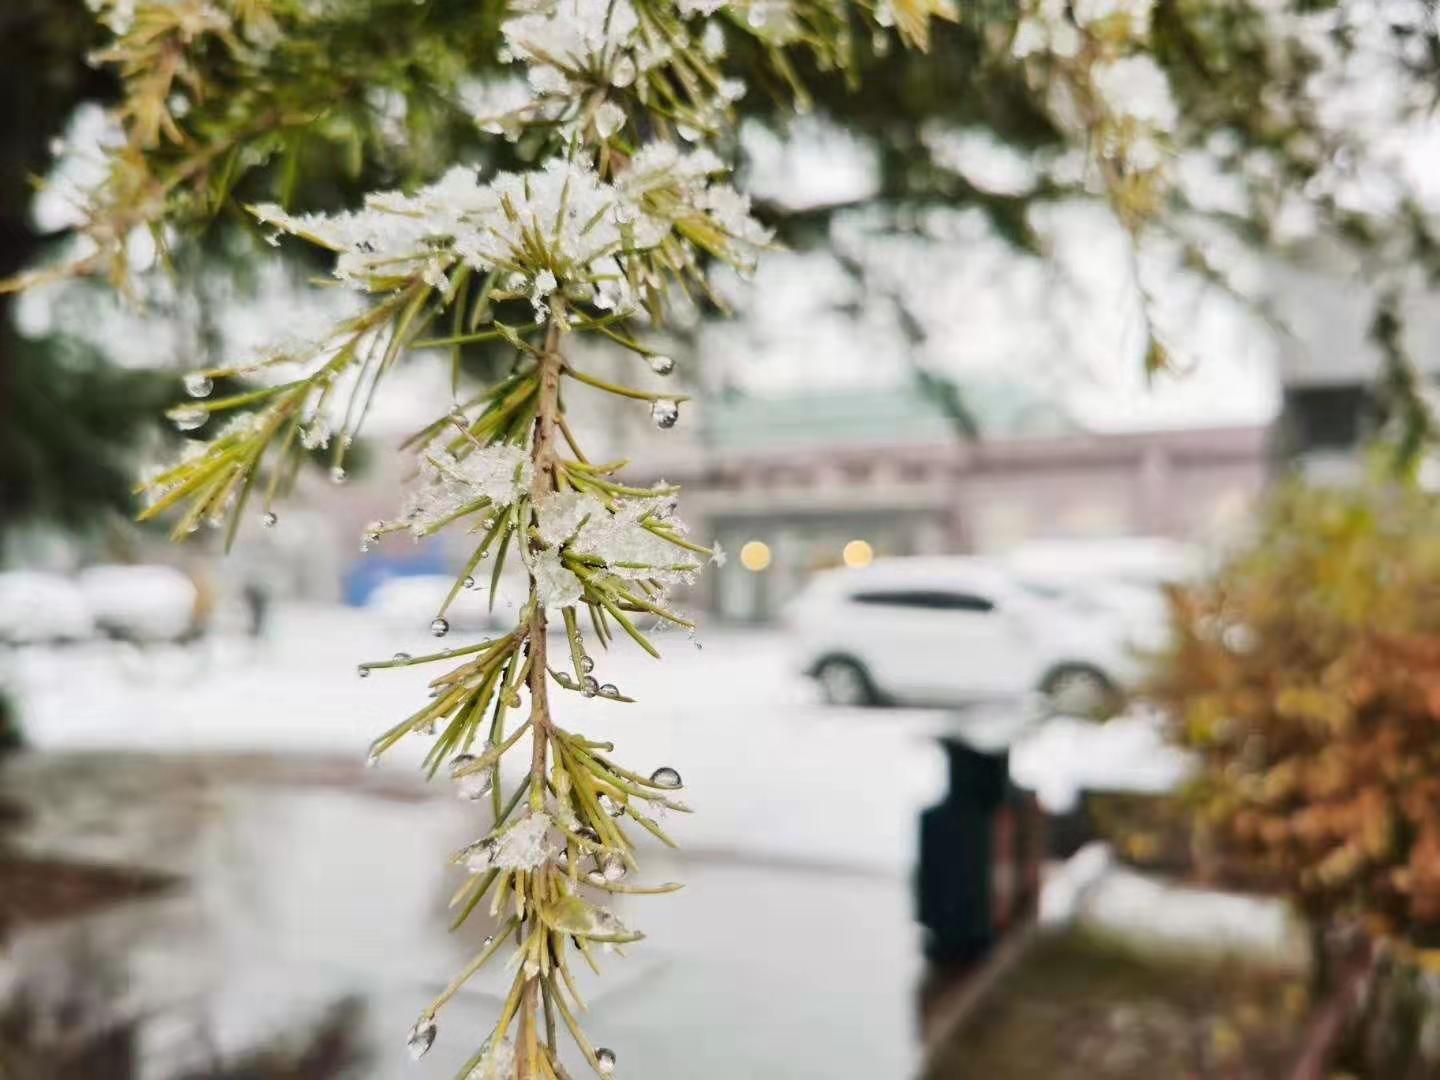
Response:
[805,555,1022,598]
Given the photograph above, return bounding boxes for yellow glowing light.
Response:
[842,539,874,568]
[739,540,772,572]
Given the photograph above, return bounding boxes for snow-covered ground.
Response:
[5,602,1192,871]
[6,603,952,874]
[3,606,956,1078]
[2,604,1206,1078]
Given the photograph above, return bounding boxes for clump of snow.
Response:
[531,548,584,610]
[535,491,605,547]
[397,446,532,536]
[253,150,768,305]
[1092,55,1179,131]
[1009,713,1193,814]
[466,1037,517,1080]
[922,124,1039,196]
[534,491,698,585]
[462,812,557,872]
[501,0,643,93]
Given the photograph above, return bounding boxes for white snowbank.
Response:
[78,564,197,642]
[1010,712,1194,813]
[1051,845,1311,972]
[0,571,94,643]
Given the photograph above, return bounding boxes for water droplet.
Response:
[610,56,637,87]
[576,825,601,845]
[329,465,347,485]
[171,407,207,431]
[183,372,213,398]
[582,676,599,697]
[650,399,679,429]
[407,1015,437,1060]
[261,511,278,528]
[650,766,682,789]
[392,652,412,663]
[463,575,476,589]
[647,354,675,376]
[596,1047,617,1074]
[450,754,494,800]
[430,617,450,637]
[595,101,625,139]
[598,793,625,817]
[599,683,620,698]
[599,851,628,882]
[357,665,371,678]
[580,655,595,674]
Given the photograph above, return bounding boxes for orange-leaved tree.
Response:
[1153,474,1440,941]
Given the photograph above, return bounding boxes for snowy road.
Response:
[3,606,960,1078]
[7,604,951,875]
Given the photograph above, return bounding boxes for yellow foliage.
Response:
[1150,475,1440,938]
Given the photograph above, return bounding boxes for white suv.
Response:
[787,557,1140,714]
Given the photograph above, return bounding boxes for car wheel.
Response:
[1041,665,1119,719]
[815,657,876,707]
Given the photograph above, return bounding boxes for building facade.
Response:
[634,394,1266,621]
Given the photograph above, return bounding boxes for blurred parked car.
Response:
[77,565,199,643]
[0,571,95,645]
[1003,536,1197,657]
[787,557,1139,714]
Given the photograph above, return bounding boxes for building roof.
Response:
[698,381,1076,451]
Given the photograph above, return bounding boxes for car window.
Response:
[849,589,996,613]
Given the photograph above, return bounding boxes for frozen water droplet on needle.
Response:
[650,766,681,789]
[172,407,207,431]
[183,372,213,398]
[407,1015,437,1060]
[650,399,679,429]
[596,1047,617,1074]
[580,655,595,674]
[610,56,637,87]
[261,511,278,528]
[449,754,494,801]
[329,465,347,484]
[430,617,450,637]
[595,101,625,138]
[647,354,675,376]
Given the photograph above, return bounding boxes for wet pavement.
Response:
[0,751,927,1079]
[0,609,957,1077]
